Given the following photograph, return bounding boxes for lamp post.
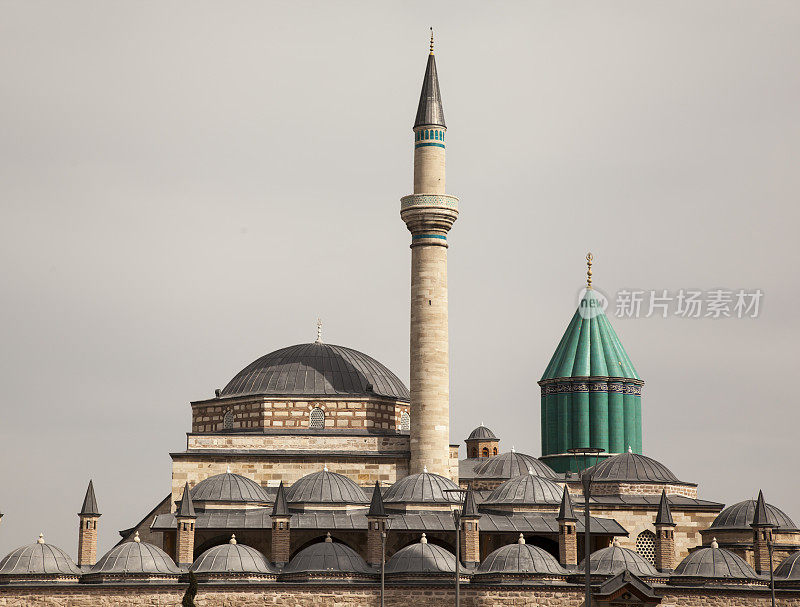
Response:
[444,487,468,607]
[768,538,776,607]
[568,447,604,607]
[380,530,386,607]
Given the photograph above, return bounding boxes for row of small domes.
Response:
[5,532,799,585]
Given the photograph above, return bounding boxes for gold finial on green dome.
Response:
[430,28,434,54]
[586,252,593,289]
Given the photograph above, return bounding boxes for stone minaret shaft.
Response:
[401,34,458,478]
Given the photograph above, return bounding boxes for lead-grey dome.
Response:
[482,473,563,506]
[385,536,456,575]
[589,452,680,484]
[472,451,557,480]
[0,537,81,580]
[90,538,181,575]
[191,538,277,575]
[775,551,800,580]
[191,472,270,505]
[382,471,462,504]
[710,499,797,531]
[467,425,497,441]
[281,537,373,577]
[285,469,368,505]
[476,537,566,576]
[579,544,660,578]
[221,342,410,401]
[671,545,759,582]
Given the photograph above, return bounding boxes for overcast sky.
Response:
[1,1,799,558]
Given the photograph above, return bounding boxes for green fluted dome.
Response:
[541,289,639,381]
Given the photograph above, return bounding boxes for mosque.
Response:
[1,35,799,607]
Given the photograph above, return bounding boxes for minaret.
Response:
[401,30,459,478]
[77,480,101,567]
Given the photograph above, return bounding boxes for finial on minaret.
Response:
[430,27,434,54]
[586,252,593,289]
[316,318,323,343]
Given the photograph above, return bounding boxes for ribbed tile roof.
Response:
[482,473,563,506]
[477,537,566,575]
[285,469,368,505]
[191,538,277,574]
[282,538,372,575]
[472,451,557,480]
[382,472,462,504]
[92,539,181,575]
[0,539,81,577]
[191,472,270,504]
[775,551,800,580]
[672,545,760,581]
[589,452,680,484]
[710,499,797,531]
[467,425,497,441]
[542,290,639,381]
[385,537,456,574]
[579,545,660,578]
[221,342,409,401]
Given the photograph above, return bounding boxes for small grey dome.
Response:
[482,473,563,506]
[672,545,759,581]
[386,536,456,575]
[589,452,680,484]
[472,451,557,480]
[282,538,373,576]
[221,342,409,401]
[191,539,277,575]
[0,537,81,578]
[191,472,270,504]
[467,425,497,441]
[285,469,368,505]
[579,545,660,578]
[477,538,566,575]
[383,471,462,504]
[91,538,181,575]
[775,551,800,580]
[711,499,797,531]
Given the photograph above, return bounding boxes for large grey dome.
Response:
[191,472,270,504]
[91,538,181,575]
[221,342,410,401]
[0,537,81,579]
[285,469,368,505]
[386,536,456,575]
[710,499,797,531]
[477,537,566,576]
[671,545,759,582]
[482,473,563,506]
[191,537,277,575]
[472,451,557,480]
[383,471,462,504]
[579,545,660,578]
[775,551,800,580]
[281,537,373,577]
[589,452,680,484]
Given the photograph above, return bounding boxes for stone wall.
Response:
[2,582,800,607]
[191,396,409,433]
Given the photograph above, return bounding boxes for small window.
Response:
[636,530,656,565]
[223,409,234,430]
[482,447,489,458]
[310,407,325,429]
[400,411,411,432]
[493,447,498,455]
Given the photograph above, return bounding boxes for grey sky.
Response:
[1,1,799,557]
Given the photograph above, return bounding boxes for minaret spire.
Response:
[586,252,593,289]
[401,33,459,479]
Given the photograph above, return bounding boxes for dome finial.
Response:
[230,534,237,545]
[227,465,232,474]
[134,531,141,543]
[325,532,332,543]
[528,466,534,475]
[586,252,593,289]
[511,445,515,453]
[421,533,428,544]
[518,533,525,544]
[423,465,428,473]
[316,317,323,343]
[627,445,633,454]
[323,464,329,472]
[612,537,620,547]
[711,537,719,549]
[429,27,434,55]
[37,533,44,544]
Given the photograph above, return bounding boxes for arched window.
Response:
[636,530,656,565]
[309,407,325,429]
[482,447,489,458]
[425,129,430,139]
[223,409,234,430]
[493,447,498,455]
[400,411,411,432]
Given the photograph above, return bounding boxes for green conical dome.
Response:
[539,288,644,473]
[541,289,639,381]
